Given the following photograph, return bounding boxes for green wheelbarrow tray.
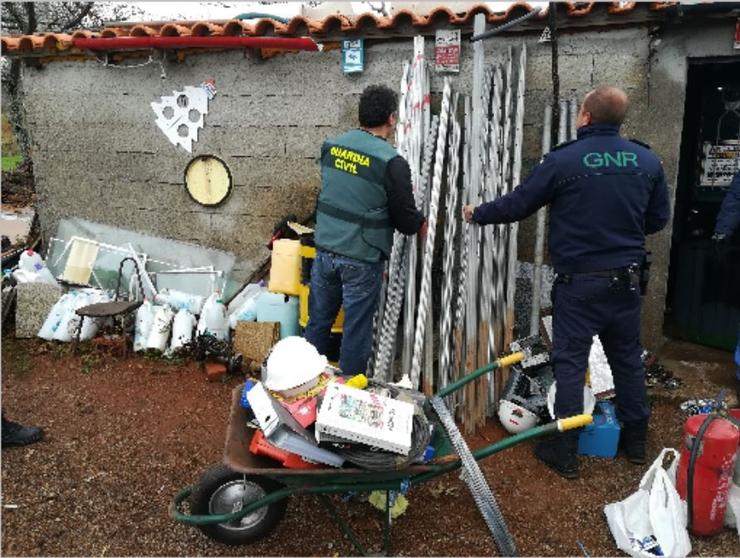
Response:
[169,353,592,550]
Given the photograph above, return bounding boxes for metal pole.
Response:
[452,95,472,413]
[463,13,486,430]
[411,80,452,391]
[503,44,527,387]
[470,7,543,42]
[558,99,568,144]
[529,103,552,336]
[569,97,578,141]
[438,93,462,393]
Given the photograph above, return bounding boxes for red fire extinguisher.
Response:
[676,412,739,536]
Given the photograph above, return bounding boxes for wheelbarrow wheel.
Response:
[190,463,287,546]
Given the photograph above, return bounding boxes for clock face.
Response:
[184,155,232,207]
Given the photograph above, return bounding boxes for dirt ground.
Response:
[1,336,738,557]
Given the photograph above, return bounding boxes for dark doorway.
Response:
[664,59,740,350]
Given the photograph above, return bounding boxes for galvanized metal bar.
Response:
[411,82,452,391]
[569,97,578,141]
[452,95,472,412]
[469,6,543,42]
[529,102,552,336]
[503,44,527,379]
[438,93,462,393]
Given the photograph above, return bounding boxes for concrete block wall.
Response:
[22,18,738,348]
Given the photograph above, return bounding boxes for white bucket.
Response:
[547,382,596,419]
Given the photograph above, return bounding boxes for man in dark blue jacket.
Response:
[464,86,670,479]
[712,170,740,395]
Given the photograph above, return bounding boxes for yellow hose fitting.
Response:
[558,414,594,431]
[497,352,525,368]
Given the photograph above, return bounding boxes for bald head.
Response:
[578,86,628,128]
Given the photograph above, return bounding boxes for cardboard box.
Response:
[233,321,280,371]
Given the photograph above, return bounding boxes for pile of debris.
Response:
[239,336,432,471]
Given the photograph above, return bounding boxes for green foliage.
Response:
[2,155,22,172]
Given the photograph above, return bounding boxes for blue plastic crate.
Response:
[577,400,621,458]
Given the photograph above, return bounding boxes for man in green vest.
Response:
[305,84,426,375]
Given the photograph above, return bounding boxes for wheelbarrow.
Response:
[169,353,592,555]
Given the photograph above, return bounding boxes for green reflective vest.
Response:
[315,129,397,262]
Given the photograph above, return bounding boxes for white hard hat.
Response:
[498,399,539,434]
[264,336,327,392]
[546,382,596,420]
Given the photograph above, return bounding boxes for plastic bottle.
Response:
[133,299,154,352]
[17,249,58,285]
[154,288,205,315]
[18,250,43,273]
[79,289,110,341]
[145,304,174,352]
[228,295,259,329]
[53,291,90,342]
[197,292,228,341]
[38,292,74,340]
[170,308,196,352]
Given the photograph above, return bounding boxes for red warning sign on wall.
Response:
[435,30,461,73]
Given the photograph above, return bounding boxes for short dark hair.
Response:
[582,86,629,125]
[359,85,398,128]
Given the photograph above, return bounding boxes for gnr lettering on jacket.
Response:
[582,151,638,169]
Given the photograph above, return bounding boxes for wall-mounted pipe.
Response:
[74,35,321,51]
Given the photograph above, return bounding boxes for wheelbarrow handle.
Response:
[433,352,524,399]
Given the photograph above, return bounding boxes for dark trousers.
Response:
[304,250,383,375]
[552,274,650,423]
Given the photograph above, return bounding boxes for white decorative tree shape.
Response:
[151,83,214,152]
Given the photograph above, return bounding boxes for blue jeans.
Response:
[304,250,383,375]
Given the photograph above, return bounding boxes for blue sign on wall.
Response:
[341,39,364,74]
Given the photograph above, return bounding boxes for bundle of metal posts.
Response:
[399,36,431,388]
[410,81,452,393]
[529,97,577,334]
[438,93,462,393]
[501,44,528,393]
[452,96,472,412]
[371,29,530,433]
[371,37,429,384]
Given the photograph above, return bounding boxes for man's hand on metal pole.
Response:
[462,204,476,223]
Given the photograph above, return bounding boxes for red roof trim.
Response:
[0,2,679,56]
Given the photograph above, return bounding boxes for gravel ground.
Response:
[2,337,738,556]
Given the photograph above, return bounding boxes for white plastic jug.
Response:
[17,250,58,285]
[145,304,174,352]
[18,250,43,273]
[133,299,154,352]
[53,292,91,342]
[38,293,74,340]
[170,308,196,352]
[78,290,110,341]
[197,292,228,341]
[228,296,259,329]
[155,288,205,315]
[227,283,265,315]
[146,305,173,351]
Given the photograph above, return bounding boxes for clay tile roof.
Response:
[0,2,680,57]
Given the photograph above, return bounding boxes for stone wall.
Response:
[22,17,739,348]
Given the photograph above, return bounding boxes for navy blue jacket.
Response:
[714,170,740,237]
[473,123,671,273]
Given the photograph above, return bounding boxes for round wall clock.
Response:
[184,155,232,207]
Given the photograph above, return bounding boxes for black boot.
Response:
[534,431,580,479]
[2,415,44,448]
[619,419,648,465]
